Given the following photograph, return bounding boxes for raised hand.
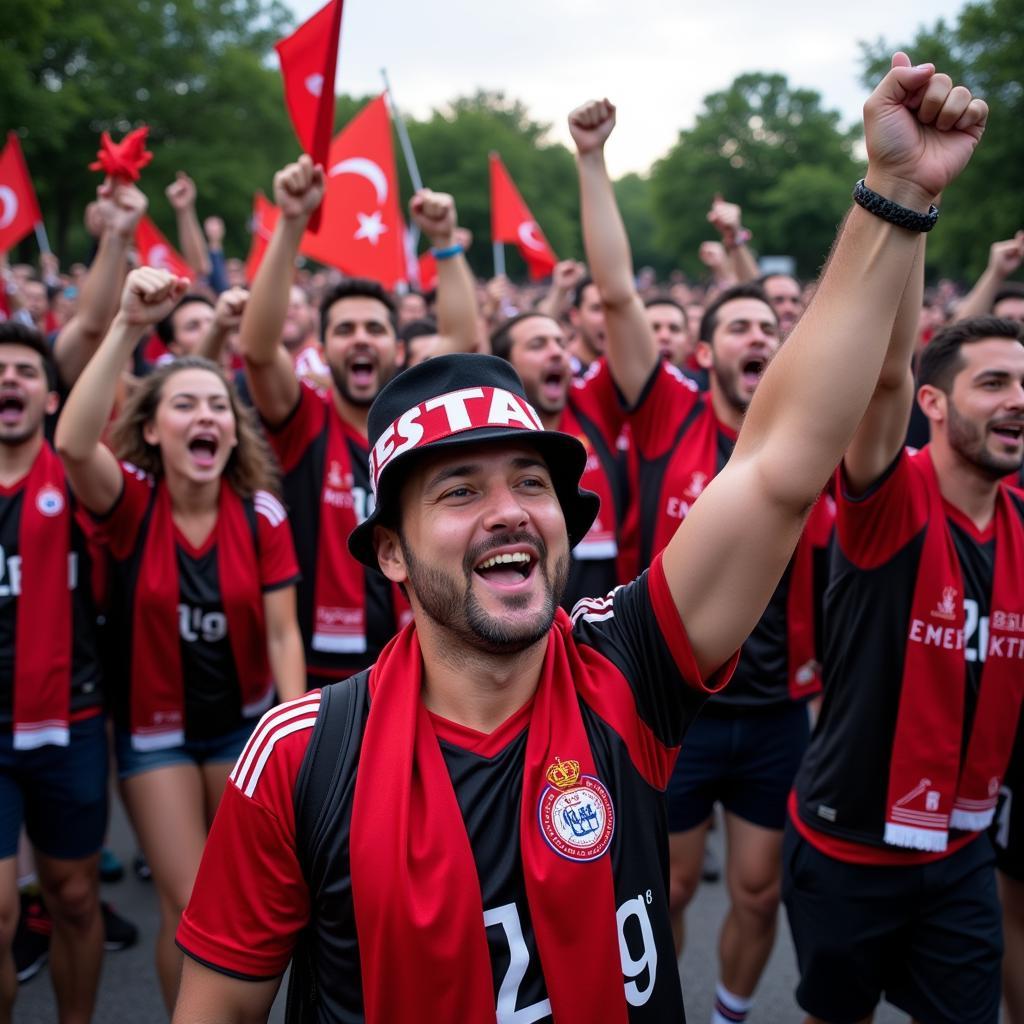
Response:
[95,179,148,239]
[987,231,1024,278]
[165,172,198,212]
[119,267,189,327]
[551,259,585,293]
[863,52,987,206]
[698,240,728,272]
[212,286,249,332]
[409,189,457,248]
[569,99,616,155]
[707,195,743,241]
[273,155,325,221]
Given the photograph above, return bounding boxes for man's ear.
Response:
[695,339,713,370]
[45,391,60,417]
[374,525,407,584]
[917,384,947,425]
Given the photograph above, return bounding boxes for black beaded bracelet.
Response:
[852,179,939,233]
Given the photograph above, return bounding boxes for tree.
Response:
[650,73,860,279]
[860,0,1024,280]
[613,173,675,278]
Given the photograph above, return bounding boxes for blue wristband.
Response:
[431,243,464,261]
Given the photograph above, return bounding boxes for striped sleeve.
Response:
[253,490,300,591]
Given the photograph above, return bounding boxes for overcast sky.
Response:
[288,0,969,177]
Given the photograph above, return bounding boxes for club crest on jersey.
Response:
[538,756,614,862]
[931,586,958,621]
[36,485,64,517]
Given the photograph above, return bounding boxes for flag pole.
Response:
[380,68,423,192]
[33,222,51,255]
[493,242,506,278]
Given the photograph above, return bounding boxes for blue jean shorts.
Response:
[114,721,255,781]
[0,714,109,860]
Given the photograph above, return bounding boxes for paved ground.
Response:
[14,804,914,1022]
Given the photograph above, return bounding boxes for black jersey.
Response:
[0,473,102,728]
[178,556,738,1021]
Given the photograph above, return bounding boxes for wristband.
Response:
[724,228,752,250]
[852,179,939,233]
[431,243,464,261]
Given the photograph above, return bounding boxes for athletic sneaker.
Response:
[99,847,125,884]
[102,902,138,952]
[13,894,51,984]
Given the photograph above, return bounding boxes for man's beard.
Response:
[329,362,387,408]
[400,530,569,655]
[712,357,750,417]
[947,400,1024,479]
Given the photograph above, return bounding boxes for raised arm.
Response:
[707,195,760,284]
[570,99,656,406]
[536,260,585,320]
[237,156,324,427]
[953,230,1024,321]
[198,286,249,366]
[166,172,213,279]
[53,181,147,389]
[55,268,189,514]
[661,55,987,677]
[409,190,478,357]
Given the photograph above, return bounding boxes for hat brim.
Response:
[348,425,600,572]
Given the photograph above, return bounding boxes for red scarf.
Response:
[350,617,628,1024]
[130,480,272,750]
[885,449,1024,851]
[311,410,367,656]
[12,443,73,750]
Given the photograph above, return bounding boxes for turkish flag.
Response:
[135,216,195,281]
[245,192,281,284]
[299,95,407,289]
[489,153,556,280]
[0,134,43,253]
[275,0,343,232]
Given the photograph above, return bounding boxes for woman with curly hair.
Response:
[55,267,305,1013]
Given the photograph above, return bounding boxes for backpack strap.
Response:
[285,671,369,1022]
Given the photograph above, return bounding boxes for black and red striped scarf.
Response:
[885,448,1024,851]
[130,479,272,750]
[350,618,629,1024]
[311,408,367,656]
[12,442,73,749]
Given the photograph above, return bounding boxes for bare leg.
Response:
[200,761,233,829]
[999,870,1024,1023]
[0,857,18,1024]
[34,850,103,1024]
[122,765,208,1014]
[668,818,709,955]
[718,812,783,998]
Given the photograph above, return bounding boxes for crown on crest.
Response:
[546,756,581,790]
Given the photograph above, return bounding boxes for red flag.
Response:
[0,134,43,253]
[417,250,438,292]
[300,95,407,289]
[245,192,281,284]
[135,216,195,281]
[489,153,556,280]
[275,0,343,232]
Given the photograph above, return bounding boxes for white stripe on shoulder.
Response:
[239,716,320,798]
[253,491,287,527]
[230,694,321,789]
[570,586,622,626]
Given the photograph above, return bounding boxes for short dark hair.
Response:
[993,282,1024,310]
[571,275,596,310]
[398,317,438,345]
[758,272,801,290]
[917,316,1024,393]
[0,320,57,390]
[320,278,397,341]
[698,283,773,344]
[644,295,689,327]
[490,311,559,362]
[155,294,215,346]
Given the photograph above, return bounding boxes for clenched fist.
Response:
[569,99,616,156]
[119,267,189,327]
[273,155,326,221]
[410,189,457,248]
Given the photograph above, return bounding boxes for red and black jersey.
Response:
[266,384,403,681]
[178,557,737,1021]
[0,470,103,729]
[794,450,1020,863]
[630,362,826,710]
[561,359,631,609]
[99,466,299,740]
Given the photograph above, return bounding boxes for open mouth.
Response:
[349,357,376,388]
[0,394,25,425]
[541,370,565,402]
[741,356,767,389]
[187,435,219,467]
[991,423,1023,443]
[474,550,536,587]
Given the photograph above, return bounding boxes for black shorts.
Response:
[666,701,810,832]
[782,824,1002,1024]
[991,715,1024,882]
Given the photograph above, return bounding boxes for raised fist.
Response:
[119,267,189,327]
[552,260,585,293]
[409,189,457,248]
[707,196,743,240]
[165,172,198,212]
[95,179,148,240]
[698,241,727,272]
[863,52,987,207]
[569,99,616,156]
[987,231,1024,278]
[273,155,325,221]
[213,287,249,331]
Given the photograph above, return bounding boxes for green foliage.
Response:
[613,173,673,278]
[405,92,580,279]
[860,0,1024,280]
[650,73,860,279]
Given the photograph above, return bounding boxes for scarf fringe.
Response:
[884,822,949,852]
[13,724,70,750]
[950,807,995,831]
[131,728,185,752]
